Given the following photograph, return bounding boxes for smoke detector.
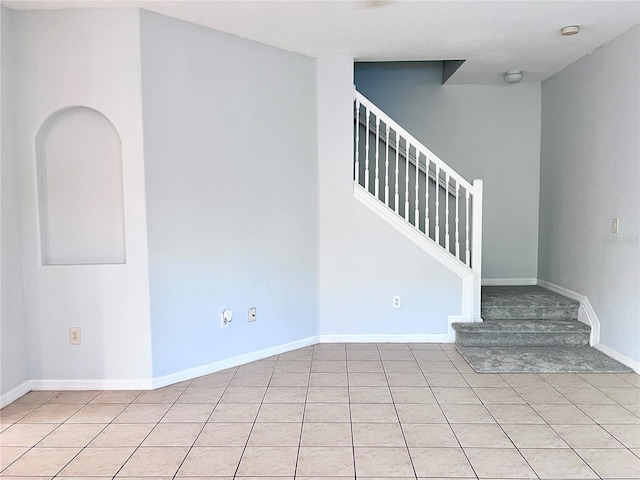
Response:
[561,25,580,36]
[504,70,524,84]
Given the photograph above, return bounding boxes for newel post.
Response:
[472,179,483,321]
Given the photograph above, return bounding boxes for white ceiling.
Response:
[4,0,640,84]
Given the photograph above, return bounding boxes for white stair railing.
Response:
[354,88,483,320]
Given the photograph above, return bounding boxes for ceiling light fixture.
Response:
[504,70,524,84]
[561,25,580,36]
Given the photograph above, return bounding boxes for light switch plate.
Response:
[69,327,81,345]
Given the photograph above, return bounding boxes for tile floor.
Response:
[1,342,639,479]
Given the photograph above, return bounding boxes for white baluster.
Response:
[425,158,430,239]
[465,189,470,267]
[354,98,360,183]
[375,116,380,198]
[404,140,410,221]
[435,164,440,244]
[365,109,370,191]
[394,131,399,214]
[455,182,460,259]
[471,179,484,320]
[355,99,360,183]
[414,151,420,228]
[385,124,390,206]
[445,172,450,251]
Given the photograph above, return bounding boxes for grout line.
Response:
[389,343,419,480]
[292,345,313,478]
[230,357,276,479]
[417,343,481,480]
[110,379,192,479]
[168,374,228,480]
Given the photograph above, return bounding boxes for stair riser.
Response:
[482,306,578,321]
[456,331,590,347]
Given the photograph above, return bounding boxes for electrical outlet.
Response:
[392,296,402,308]
[612,217,619,234]
[69,327,81,345]
[221,309,232,328]
[248,307,257,322]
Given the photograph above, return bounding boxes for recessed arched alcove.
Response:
[36,107,126,265]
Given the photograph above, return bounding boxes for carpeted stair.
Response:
[452,286,631,373]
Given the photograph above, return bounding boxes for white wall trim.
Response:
[578,296,601,347]
[537,279,601,346]
[0,381,33,408]
[319,333,454,343]
[152,336,319,389]
[30,378,153,391]
[594,343,640,374]
[482,278,537,286]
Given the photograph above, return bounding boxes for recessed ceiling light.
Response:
[504,70,524,84]
[561,25,580,36]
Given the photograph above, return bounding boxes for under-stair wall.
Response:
[352,88,484,322]
[318,58,465,341]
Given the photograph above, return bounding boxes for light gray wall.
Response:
[318,57,462,337]
[355,62,542,280]
[139,11,319,377]
[1,6,30,400]
[539,26,640,363]
[9,8,153,384]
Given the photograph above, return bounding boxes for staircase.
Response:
[352,90,630,373]
[353,88,483,322]
[455,286,589,347]
[452,286,631,373]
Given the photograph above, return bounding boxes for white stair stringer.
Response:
[354,183,480,323]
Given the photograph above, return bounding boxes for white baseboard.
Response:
[30,378,153,391]
[23,337,321,394]
[537,279,600,346]
[482,278,537,286]
[594,343,640,374]
[11,331,459,402]
[5,331,462,402]
[152,336,319,389]
[318,333,454,343]
[0,380,32,408]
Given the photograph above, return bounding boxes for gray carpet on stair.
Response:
[481,285,580,320]
[457,345,632,373]
[453,319,590,347]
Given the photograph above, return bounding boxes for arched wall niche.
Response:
[36,106,126,265]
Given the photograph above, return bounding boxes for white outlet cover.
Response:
[392,296,402,308]
[249,307,257,322]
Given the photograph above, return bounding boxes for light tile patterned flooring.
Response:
[1,343,640,479]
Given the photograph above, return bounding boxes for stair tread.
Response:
[452,319,590,334]
[482,286,580,308]
[455,286,588,348]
